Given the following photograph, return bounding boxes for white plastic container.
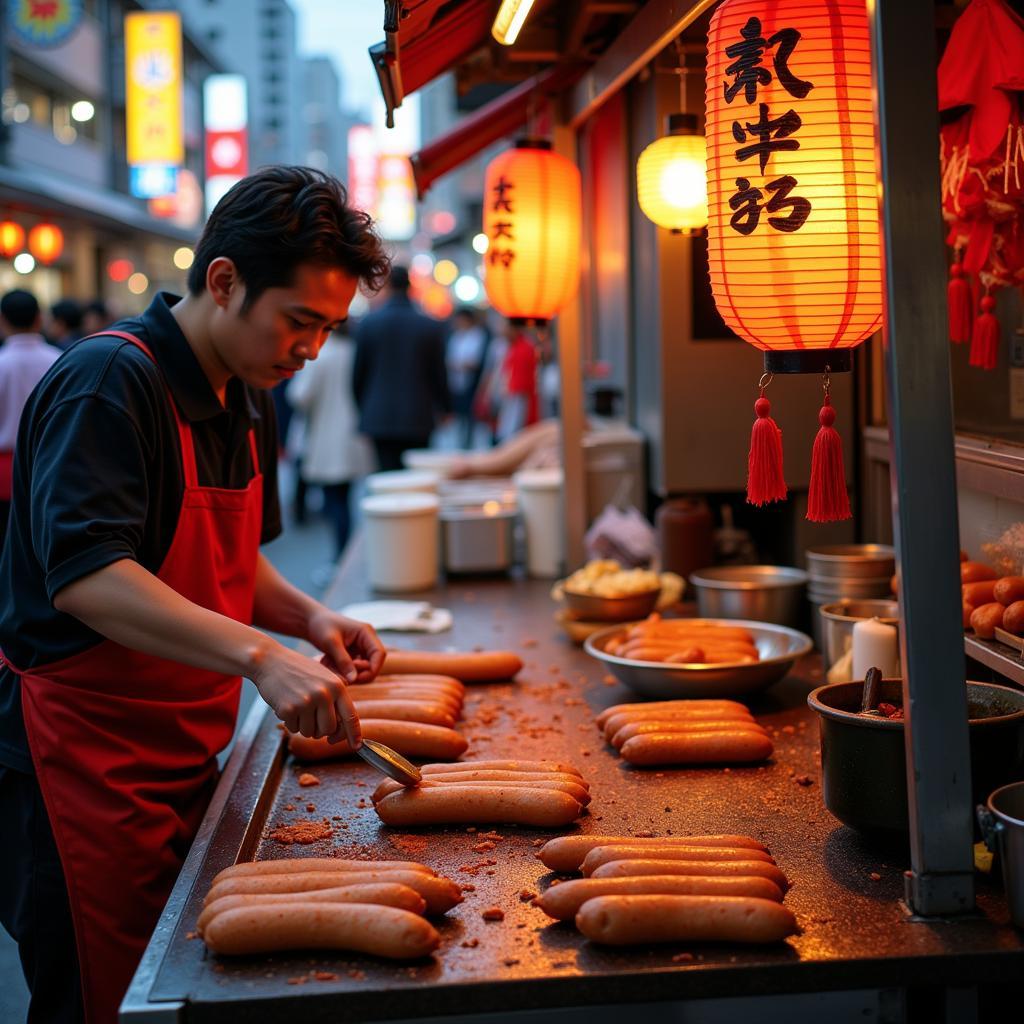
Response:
[514,467,565,578]
[360,493,440,592]
[366,469,441,496]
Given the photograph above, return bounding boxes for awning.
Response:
[410,61,586,196]
[370,0,495,128]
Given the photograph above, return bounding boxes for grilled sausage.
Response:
[590,858,788,890]
[374,784,583,828]
[383,650,523,682]
[619,731,774,765]
[288,720,468,762]
[536,834,769,873]
[580,844,774,876]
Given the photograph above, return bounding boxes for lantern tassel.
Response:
[968,294,999,371]
[746,396,787,506]
[947,262,972,344]
[807,394,851,523]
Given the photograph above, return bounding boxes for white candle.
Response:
[852,617,900,682]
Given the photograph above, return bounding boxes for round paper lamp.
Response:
[482,140,581,322]
[637,113,708,233]
[705,0,882,374]
[0,221,25,259]
[28,223,64,265]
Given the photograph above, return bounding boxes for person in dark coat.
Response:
[352,266,450,471]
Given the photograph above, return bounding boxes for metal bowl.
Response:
[805,544,895,580]
[819,599,899,667]
[688,565,808,628]
[562,587,661,623]
[584,618,813,699]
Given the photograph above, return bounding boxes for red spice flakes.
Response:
[286,976,308,986]
[503,958,520,966]
[185,931,198,940]
[518,889,537,902]
[672,952,694,963]
[298,773,320,787]
[348,969,367,980]
[305,803,317,812]
[869,872,882,881]
[268,820,334,845]
[283,804,295,811]
[314,971,339,981]
[794,775,814,787]
[479,830,504,841]
[531,838,545,847]
[472,841,496,853]
[460,938,479,948]
[482,906,505,921]
[460,883,476,892]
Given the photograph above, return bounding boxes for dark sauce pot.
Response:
[807,679,1024,842]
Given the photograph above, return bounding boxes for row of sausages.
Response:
[533,834,796,945]
[199,858,463,959]
[596,699,774,766]
[604,617,761,666]
[372,759,589,828]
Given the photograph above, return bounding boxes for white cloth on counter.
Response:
[340,600,453,633]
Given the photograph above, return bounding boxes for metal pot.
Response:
[978,781,1024,929]
[806,544,895,580]
[689,565,808,628]
[439,504,516,574]
[807,679,1024,842]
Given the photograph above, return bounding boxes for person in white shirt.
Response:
[446,306,488,448]
[285,326,373,564]
[0,289,59,547]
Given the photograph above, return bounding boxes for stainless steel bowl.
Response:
[819,599,900,668]
[562,587,661,623]
[584,619,813,699]
[808,578,894,600]
[439,504,516,574]
[689,565,808,627]
[806,544,895,580]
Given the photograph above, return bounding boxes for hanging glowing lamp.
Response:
[481,140,581,322]
[637,113,708,233]
[28,223,64,265]
[0,221,25,259]
[705,0,882,522]
[492,0,537,46]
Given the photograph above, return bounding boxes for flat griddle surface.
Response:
[145,552,1024,1022]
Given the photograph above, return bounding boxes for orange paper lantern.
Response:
[705,0,882,373]
[28,223,64,265]
[706,0,882,522]
[482,140,581,322]
[637,114,708,234]
[0,221,25,259]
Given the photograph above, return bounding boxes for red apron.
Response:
[3,331,263,1024]
[0,450,13,500]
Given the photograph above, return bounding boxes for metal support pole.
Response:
[868,0,975,915]
[553,122,588,571]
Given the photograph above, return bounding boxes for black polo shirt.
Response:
[0,293,282,772]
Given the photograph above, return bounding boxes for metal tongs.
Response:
[356,738,422,787]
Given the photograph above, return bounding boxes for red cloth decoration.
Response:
[746,396,787,507]
[807,395,851,523]
[948,262,974,343]
[969,293,1000,369]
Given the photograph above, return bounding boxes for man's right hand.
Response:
[249,642,361,747]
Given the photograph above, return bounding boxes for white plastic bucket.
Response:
[366,469,441,495]
[514,467,564,578]
[360,493,440,592]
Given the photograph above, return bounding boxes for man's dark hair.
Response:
[1,289,40,330]
[454,305,477,322]
[51,298,83,331]
[388,265,410,292]
[187,166,391,311]
[84,299,109,319]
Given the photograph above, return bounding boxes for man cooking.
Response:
[0,167,391,1023]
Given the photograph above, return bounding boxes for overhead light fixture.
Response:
[492,0,537,46]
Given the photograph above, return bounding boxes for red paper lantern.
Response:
[0,221,25,259]
[482,140,581,322]
[705,0,882,521]
[28,223,64,265]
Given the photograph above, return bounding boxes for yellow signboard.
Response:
[125,11,183,166]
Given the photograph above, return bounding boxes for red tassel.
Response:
[947,262,972,344]
[746,396,787,506]
[807,395,851,523]
[968,294,999,371]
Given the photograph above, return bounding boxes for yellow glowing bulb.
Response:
[173,246,194,270]
[433,259,459,286]
[492,0,537,45]
[127,272,149,295]
[637,129,708,234]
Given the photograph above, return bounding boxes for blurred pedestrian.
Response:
[81,299,111,336]
[47,298,84,350]
[446,306,489,448]
[496,318,539,442]
[0,289,58,547]
[472,321,509,446]
[353,265,450,471]
[286,325,372,564]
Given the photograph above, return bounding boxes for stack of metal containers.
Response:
[805,544,896,649]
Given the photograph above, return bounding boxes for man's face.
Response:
[215,262,358,389]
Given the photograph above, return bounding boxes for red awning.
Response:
[410,62,586,196]
[370,0,495,127]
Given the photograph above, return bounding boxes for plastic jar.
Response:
[360,493,440,592]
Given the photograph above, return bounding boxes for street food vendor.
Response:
[0,167,391,1024]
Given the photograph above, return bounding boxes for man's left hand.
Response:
[307,609,386,686]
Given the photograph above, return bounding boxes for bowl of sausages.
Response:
[583,614,813,698]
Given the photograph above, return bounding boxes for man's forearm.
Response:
[53,558,278,678]
[251,552,321,639]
